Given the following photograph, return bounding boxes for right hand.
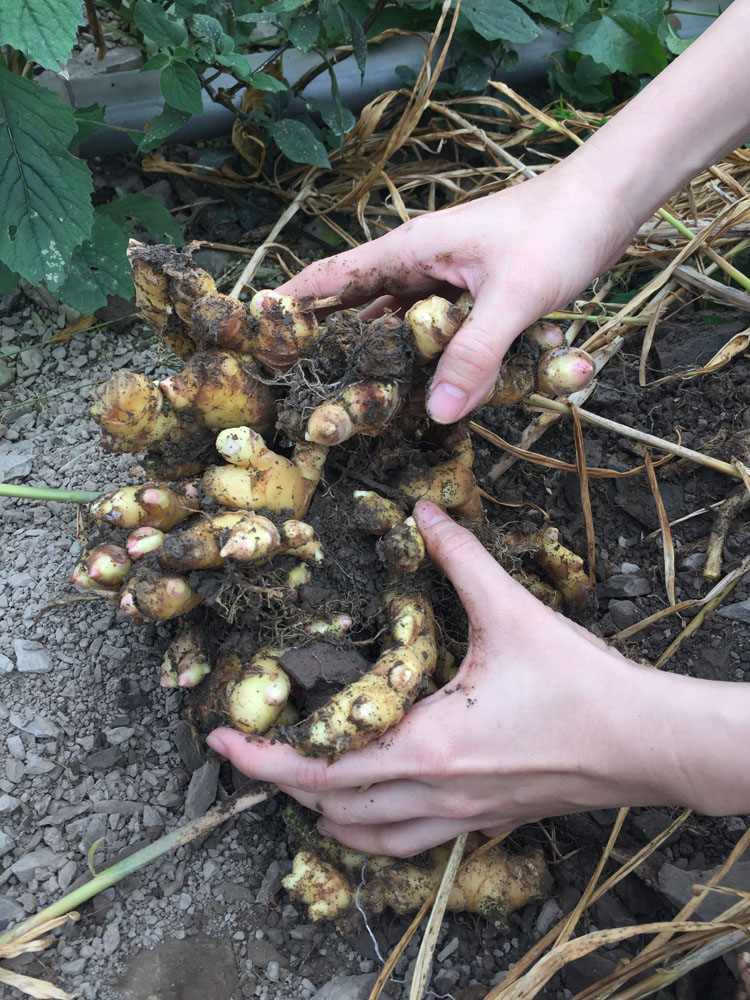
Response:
[276,162,638,423]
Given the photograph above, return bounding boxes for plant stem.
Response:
[0,785,270,946]
[0,484,100,503]
[525,395,742,480]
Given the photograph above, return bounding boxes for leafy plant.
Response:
[0,0,712,312]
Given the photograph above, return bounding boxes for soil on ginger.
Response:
[0,285,748,1000]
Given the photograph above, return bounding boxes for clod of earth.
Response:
[68,242,595,921]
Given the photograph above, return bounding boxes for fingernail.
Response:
[427,382,467,424]
[207,732,229,757]
[414,501,448,529]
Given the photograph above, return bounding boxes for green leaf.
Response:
[72,103,107,146]
[99,193,184,246]
[0,67,93,290]
[571,0,668,76]
[453,54,490,93]
[665,19,694,55]
[137,103,191,152]
[271,118,330,168]
[142,51,171,71]
[459,0,540,43]
[339,7,367,80]
[548,52,613,106]
[56,214,132,312]
[160,63,203,114]
[0,0,82,70]
[288,13,320,52]
[216,52,254,80]
[248,72,289,92]
[134,0,188,48]
[191,13,225,45]
[0,260,19,295]
[307,98,355,138]
[265,0,311,13]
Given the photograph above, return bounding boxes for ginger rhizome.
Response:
[283,804,549,925]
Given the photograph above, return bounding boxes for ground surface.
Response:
[1,258,749,1000]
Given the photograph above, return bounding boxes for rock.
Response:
[117,933,239,1000]
[311,974,380,1000]
[6,735,24,759]
[0,652,13,674]
[563,951,620,993]
[102,921,121,956]
[436,936,459,962]
[535,898,564,936]
[0,794,21,815]
[12,639,52,673]
[105,726,135,745]
[183,761,219,820]
[9,712,59,738]
[256,860,286,906]
[0,830,15,856]
[245,938,288,969]
[25,756,59,775]
[717,599,750,625]
[5,759,24,784]
[80,747,124,771]
[215,881,255,903]
[608,600,641,630]
[173,721,204,773]
[630,808,681,846]
[596,574,651,599]
[18,347,43,375]
[142,805,161,829]
[0,896,25,930]
[11,848,65,884]
[658,860,750,921]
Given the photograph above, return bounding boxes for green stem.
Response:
[0,785,270,945]
[0,484,100,503]
[657,208,750,292]
[543,311,648,325]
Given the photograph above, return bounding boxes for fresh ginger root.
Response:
[89,485,199,531]
[288,591,437,756]
[160,629,211,688]
[304,380,401,446]
[377,516,428,575]
[397,423,483,520]
[71,544,132,590]
[159,350,276,432]
[507,524,592,613]
[282,804,549,924]
[119,570,203,621]
[405,291,473,362]
[203,426,327,518]
[90,371,191,453]
[217,648,290,734]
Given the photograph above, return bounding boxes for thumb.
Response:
[426,294,530,424]
[413,501,526,624]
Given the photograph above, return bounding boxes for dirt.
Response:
[2,239,750,999]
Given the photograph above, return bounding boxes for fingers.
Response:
[413,502,538,627]
[316,815,476,858]
[426,293,531,423]
[274,232,437,308]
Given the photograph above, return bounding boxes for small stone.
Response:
[105,727,135,746]
[26,756,58,775]
[0,830,15,856]
[0,794,21,814]
[0,652,13,674]
[12,639,52,673]
[717,599,750,625]
[80,747,124,771]
[58,860,78,892]
[10,713,59,738]
[619,562,640,574]
[60,958,87,976]
[310,974,379,1000]
[173,721,204,773]
[436,936,459,962]
[597,575,651,599]
[5,759,24,783]
[245,939,287,969]
[535,898,564,936]
[266,960,280,982]
[608,600,641,630]
[183,761,219,820]
[102,921,121,955]
[0,896,25,930]
[142,804,161,828]
[6,735,25,759]
[11,848,65,884]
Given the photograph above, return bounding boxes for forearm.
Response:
[557,0,750,227]
[601,657,750,817]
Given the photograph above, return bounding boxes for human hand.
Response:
[275,164,637,423]
[207,502,676,857]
